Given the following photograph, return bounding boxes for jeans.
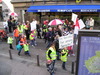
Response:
[25,51,31,56]
[56,52,60,60]
[47,60,55,75]
[30,40,35,46]
[15,37,19,45]
[46,41,52,48]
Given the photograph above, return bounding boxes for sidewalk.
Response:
[0,38,76,75]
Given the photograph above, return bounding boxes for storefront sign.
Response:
[38,10,50,12]
[57,9,72,12]
[81,9,97,12]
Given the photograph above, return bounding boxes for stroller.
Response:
[0,29,8,41]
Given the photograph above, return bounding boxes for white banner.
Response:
[59,34,74,49]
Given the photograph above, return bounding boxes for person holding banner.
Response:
[60,47,69,70]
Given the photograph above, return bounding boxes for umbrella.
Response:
[48,19,64,26]
[9,12,18,16]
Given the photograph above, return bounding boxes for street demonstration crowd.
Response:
[2,16,94,75]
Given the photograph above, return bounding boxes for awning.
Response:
[27,5,100,12]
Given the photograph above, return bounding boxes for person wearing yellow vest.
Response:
[29,31,35,46]
[24,21,30,40]
[23,42,31,56]
[7,35,14,49]
[61,47,69,70]
[17,22,24,34]
[46,42,56,72]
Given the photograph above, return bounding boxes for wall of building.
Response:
[11,0,100,23]
[2,0,14,20]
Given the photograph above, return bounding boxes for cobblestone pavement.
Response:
[0,38,76,75]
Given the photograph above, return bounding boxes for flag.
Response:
[74,19,85,34]
[71,13,78,25]
[74,18,80,34]
[78,19,85,29]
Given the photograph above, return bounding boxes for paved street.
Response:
[0,38,76,75]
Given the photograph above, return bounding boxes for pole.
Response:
[71,62,74,74]
[9,50,12,59]
[37,55,40,66]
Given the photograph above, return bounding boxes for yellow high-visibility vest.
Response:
[61,49,68,62]
[23,44,29,51]
[7,37,13,44]
[46,47,56,60]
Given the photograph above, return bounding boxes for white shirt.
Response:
[89,19,94,26]
[3,21,8,28]
[30,20,37,31]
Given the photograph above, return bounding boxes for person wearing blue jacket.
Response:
[16,42,23,56]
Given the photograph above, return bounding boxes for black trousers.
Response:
[25,30,29,40]
[9,44,13,49]
[8,26,12,33]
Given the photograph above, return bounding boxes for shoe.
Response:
[72,54,75,56]
[68,55,70,56]
[18,53,20,56]
[28,55,31,57]
[62,67,67,71]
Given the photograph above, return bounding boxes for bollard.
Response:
[9,50,12,59]
[37,55,40,66]
[71,62,74,74]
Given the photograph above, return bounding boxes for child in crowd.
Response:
[30,31,35,46]
[16,42,23,56]
[7,35,14,49]
[23,42,31,56]
[60,47,69,70]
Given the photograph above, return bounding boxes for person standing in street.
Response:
[16,42,23,56]
[14,27,19,45]
[17,22,24,34]
[24,21,30,40]
[3,20,8,34]
[46,42,57,73]
[29,31,35,46]
[60,47,69,70]
[46,27,54,48]
[8,19,12,33]
[23,42,31,56]
[7,35,14,49]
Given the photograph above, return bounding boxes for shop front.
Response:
[27,5,100,24]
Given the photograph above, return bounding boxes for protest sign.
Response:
[71,13,78,25]
[59,34,73,49]
[78,19,85,29]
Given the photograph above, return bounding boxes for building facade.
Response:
[11,0,100,24]
[0,1,3,21]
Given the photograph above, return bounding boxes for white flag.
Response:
[71,13,78,25]
[78,19,85,29]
